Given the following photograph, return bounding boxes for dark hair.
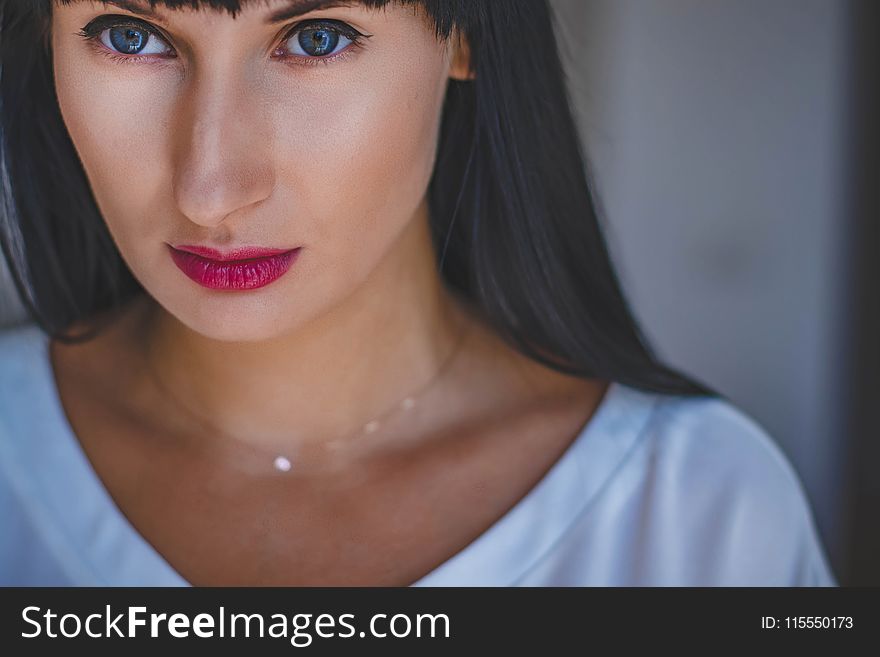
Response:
[0,0,717,397]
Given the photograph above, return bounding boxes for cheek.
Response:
[53,45,172,250]
[267,50,448,269]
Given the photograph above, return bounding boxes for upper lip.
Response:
[169,244,298,262]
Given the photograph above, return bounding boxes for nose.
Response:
[172,70,275,228]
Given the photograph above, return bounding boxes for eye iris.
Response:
[298,27,339,56]
[109,26,148,54]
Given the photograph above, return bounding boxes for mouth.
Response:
[167,244,301,291]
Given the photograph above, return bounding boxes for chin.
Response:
[184,317,288,344]
[154,286,308,344]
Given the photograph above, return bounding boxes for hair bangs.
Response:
[38,0,472,42]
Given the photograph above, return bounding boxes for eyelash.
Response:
[75,15,370,68]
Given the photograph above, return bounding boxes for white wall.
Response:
[553,0,851,570]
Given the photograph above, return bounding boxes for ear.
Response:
[448,28,475,81]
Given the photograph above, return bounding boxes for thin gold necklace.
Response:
[142,316,470,473]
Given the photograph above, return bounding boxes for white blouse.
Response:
[0,323,837,586]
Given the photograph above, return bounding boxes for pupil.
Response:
[109,26,146,54]
[298,28,338,56]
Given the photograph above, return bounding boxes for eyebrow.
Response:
[267,1,360,24]
[89,0,361,24]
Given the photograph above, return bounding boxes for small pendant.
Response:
[273,455,292,472]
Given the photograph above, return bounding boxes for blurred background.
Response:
[551,0,877,586]
[1,0,876,585]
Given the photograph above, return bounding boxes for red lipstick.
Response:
[168,244,301,290]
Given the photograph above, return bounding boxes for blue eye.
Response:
[107,25,153,54]
[294,26,350,57]
[78,17,173,58]
[104,24,171,56]
[77,15,369,67]
[281,20,368,61]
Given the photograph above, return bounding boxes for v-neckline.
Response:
[5,324,659,586]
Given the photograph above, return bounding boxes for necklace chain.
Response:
[142,314,470,473]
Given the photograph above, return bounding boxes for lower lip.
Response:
[168,246,301,290]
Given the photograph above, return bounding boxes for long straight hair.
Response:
[0,0,717,397]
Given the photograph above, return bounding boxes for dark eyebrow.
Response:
[89,0,162,19]
[266,1,361,24]
[89,1,361,24]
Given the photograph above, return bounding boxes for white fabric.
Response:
[0,323,837,586]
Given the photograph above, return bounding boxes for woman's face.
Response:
[51,0,469,341]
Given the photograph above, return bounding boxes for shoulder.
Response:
[0,321,55,447]
[644,391,801,493]
[0,322,99,584]
[605,383,799,487]
[0,321,49,397]
[0,323,54,553]
[614,386,837,585]
[0,320,49,394]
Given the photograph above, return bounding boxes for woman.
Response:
[0,0,836,586]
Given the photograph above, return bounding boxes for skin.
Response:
[48,0,609,585]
